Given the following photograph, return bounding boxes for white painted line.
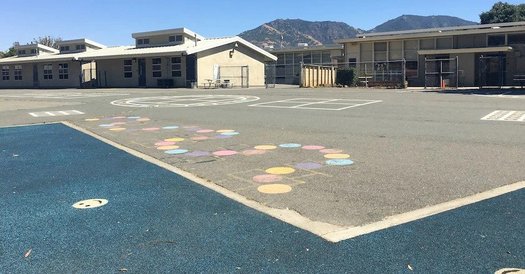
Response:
[498,111,516,121]
[58,111,69,115]
[480,110,501,120]
[518,114,525,122]
[322,181,525,242]
[28,112,38,117]
[45,112,56,116]
[71,110,84,114]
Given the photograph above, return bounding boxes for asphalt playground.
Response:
[0,87,524,273]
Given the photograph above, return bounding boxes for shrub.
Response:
[336,68,358,87]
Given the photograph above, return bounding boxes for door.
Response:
[479,54,506,87]
[185,54,196,87]
[33,64,39,88]
[138,58,146,87]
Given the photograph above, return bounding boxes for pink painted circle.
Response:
[241,149,267,156]
[191,136,210,141]
[302,145,325,150]
[252,174,284,183]
[155,141,176,146]
[196,129,214,133]
[319,148,344,154]
[142,127,160,131]
[213,150,238,156]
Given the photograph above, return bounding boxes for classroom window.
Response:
[152,58,161,77]
[176,35,183,42]
[60,46,70,51]
[488,35,505,46]
[18,50,26,55]
[171,57,182,77]
[31,49,37,54]
[1,66,9,80]
[14,65,22,80]
[123,60,133,78]
[58,63,69,79]
[43,64,53,80]
[169,36,175,42]
[76,44,86,50]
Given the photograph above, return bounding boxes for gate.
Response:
[265,63,276,88]
[424,57,459,89]
[479,55,506,88]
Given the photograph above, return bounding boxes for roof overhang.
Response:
[418,46,513,55]
[132,28,205,41]
[58,39,107,49]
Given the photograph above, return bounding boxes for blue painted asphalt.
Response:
[1,124,523,273]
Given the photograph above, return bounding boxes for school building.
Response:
[0,28,277,89]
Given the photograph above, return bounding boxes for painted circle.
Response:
[326,159,354,166]
[279,143,302,148]
[162,126,179,130]
[257,184,292,194]
[196,129,214,133]
[164,137,185,142]
[165,149,189,155]
[320,149,344,154]
[85,118,100,121]
[214,135,232,139]
[220,132,240,136]
[213,150,238,156]
[112,116,126,119]
[128,116,141,119]
[216,129,235,133]
[157,145,180,150]
[99,124,114,127]
[72,199,108,209]
[142,127,160,131]
[191,136,210,141]
[254,145,277,150]
[242,149,267,156]
[155,141,176,146]
[110,95,260,108]
[136,118,150,122]
[252,174,283,183]
[265,167,295,175]
[324,153,350,159]
[295,162,323,170]
[109,127,126,132]
[111,122,127,125]
[302,145,325,150]
[185,151,211,157]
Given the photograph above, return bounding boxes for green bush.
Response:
[336,68,358,87]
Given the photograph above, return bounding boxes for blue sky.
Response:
[1,0,522,51]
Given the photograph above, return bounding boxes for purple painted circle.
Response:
[252,174,284,183]
[165,149,189,155]
[185,151,211,157]
[295,162,323,170]
[242,149,267,156]
[214,135,233,139]
[279,143,302,148]
[213,150,238,156]
[302,145,325,150]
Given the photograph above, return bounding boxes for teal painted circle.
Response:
[165,149,189,155]
[326,159,354,166]
[279,143,302,148]
[162,126,179,129]
[220,132,240,136]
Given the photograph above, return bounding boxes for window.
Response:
[488,35,505,46]
[176,35,183,42]
[143,39,149,44]
[169,36,175,42]
[14,65,22,80]
[58,63,69,79]
[137,39,150,45]
[123,60,133,78]
[30,49,37,54]
[43,64,53,80]
[152,58,161,77]
[18,50,26,55]
[76,45,86,50]
[169,35,183,42]
[1,66,9,80]
[171,57,182,77]
[508,33,525,45]
[60,46,70,51]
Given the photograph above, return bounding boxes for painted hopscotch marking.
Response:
[29,110,85,117]
[111,95,260,108]
[0,92,128,99]
[249,98,382,111]
[481,110,525,122]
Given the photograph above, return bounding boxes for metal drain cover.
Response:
[72,199,108,209]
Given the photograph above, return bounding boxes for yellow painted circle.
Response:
[254,145,277,150]
[324,153,350,159]
[216,129,235,133]
[85,118,100,121]
[257,184,292,194]
[164,137,185,142]
[72,199,108,209]
[265,167,295,175]
[156,145,180,150]
[109,128,126,132]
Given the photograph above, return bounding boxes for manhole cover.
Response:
[72,199,108,209]
[110,95,260,108]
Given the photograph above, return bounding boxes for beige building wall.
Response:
[0,61,81,88]
[196,43,267,87]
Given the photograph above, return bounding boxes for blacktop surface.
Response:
[0,87,524,273]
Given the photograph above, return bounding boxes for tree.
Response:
[480,2,525,24]
[32,36,62,49]
[0,44,17,58]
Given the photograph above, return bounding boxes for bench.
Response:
[513,74,525,88]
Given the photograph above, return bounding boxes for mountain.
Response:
[369,15,478,33]
[239,16,478,49]
[239,19,363,49]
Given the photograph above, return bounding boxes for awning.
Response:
[418,46,513,55]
